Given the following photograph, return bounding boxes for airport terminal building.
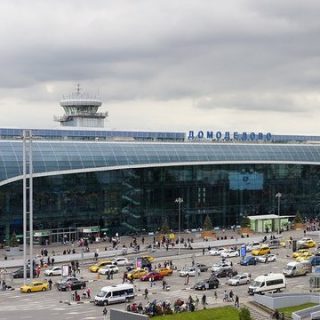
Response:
[1,90,320,243]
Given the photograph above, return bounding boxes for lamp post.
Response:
[275,192,282,234]
[175,197,183,255]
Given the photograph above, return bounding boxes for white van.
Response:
[94,284,135,306]
[248,273,286,295]
[283,261,311,277]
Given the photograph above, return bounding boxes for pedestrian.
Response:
[195,296,199,310]
[110,269,114,280]
[149,276,153,287]
[229,290,234,302]
[48,278,53,290]
[103,307,108,320]
[86,287,91,299]
[51,257,55,266]
[235,295,239,308]
[185,274,190,285]
[214,290,218,301]
[201,294,207,309]
[144,288,149,299]
[162,279,167,290]
[223,290,228,302]
[202,247,205,255]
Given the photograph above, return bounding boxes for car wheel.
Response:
[104,301,108,306]
[125,297,129,303]
[27,289,31,293]
[236,282,239,286]
[42,287,46,291]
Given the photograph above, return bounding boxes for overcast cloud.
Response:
[0,0,320,135]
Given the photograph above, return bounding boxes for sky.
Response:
[1,0,320,135]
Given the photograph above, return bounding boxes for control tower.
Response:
[54,84,107,128]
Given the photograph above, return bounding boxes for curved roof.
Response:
[2,140,320,186]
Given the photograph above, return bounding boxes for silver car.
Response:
[227,273,251,286]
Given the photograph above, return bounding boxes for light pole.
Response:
[175,197,183,255]
[275,192,282,234]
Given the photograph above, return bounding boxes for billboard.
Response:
[229,172,263,190]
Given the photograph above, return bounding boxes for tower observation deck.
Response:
[54,85,107,128]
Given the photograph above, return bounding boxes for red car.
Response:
[140,271,163,281]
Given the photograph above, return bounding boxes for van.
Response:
[94,284,135,306]
[248,273,286,295]
[283,261,311,277]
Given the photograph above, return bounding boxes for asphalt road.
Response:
[0,239,318,320]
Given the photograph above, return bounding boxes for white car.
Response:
[209,247,227,256]
[98,265,119,275]
[44,266,62,276]
[227,273,251,286]
[221,249,240,258]
[112,257,129,266]
[256,253,277,263]
[246,242,261,251]
[211,261,232,272]
[179,267,200,277]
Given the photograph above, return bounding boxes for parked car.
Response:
[44,266,62,276]
[256,254,277,263]
[246,242,261,251]
[56,277,86,291]
[297,237,316,249]
[179,267,200,277]
[155,267,173,277]
[292,249,311,259]
[213,268,238,278]
[112,257,130,266]
[127,268,148,280]
[193,277,219,290]
[20,281,49,293]
[98,265,119,275]
[209,248,227,256]
[12,267,37,279]
[196,263,209,272]
[140,271,163,281]
[227,273,251,286]
[221,249,240,258]
[251,245,271,256]
[89,260,114,273]
[240,256,257,266]
[211,261,232,272]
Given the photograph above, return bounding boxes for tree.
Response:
[160,218,170,234]
[10,232,19,247]
[203,214,213,231]
[294,211,303,224]
[240,216,251,228]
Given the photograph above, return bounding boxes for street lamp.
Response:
[275,192,282,234]
[175,197,183,255]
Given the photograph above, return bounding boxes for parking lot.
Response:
[0,230,318,319]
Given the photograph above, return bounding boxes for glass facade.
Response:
[1,163,320,241]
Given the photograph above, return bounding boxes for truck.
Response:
[248,273,286,295]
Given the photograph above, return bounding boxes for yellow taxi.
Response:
[20,281,49,293]
[295,251,313,262]
[292,249,310,259]
[252,245,271,256]
[141,255,154,262]
[156,267,173,277]
[127,268,148,280]
[89,260,114,273]
[297,238,316,249]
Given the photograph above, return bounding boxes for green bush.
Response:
[239,307,252,320]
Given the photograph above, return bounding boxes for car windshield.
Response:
[252,281,263,287]
[232,275,240,280]
[96,291,106,297]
